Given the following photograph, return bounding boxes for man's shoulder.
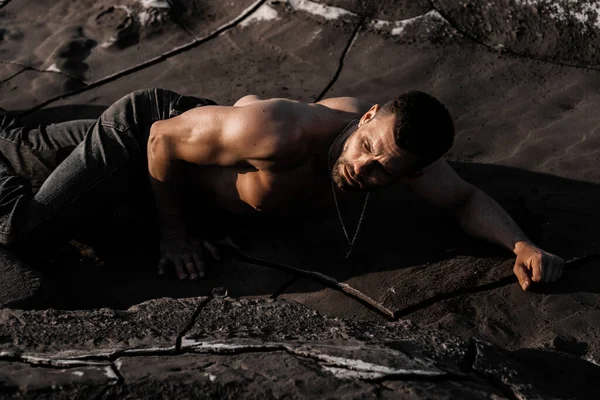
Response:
[218,99,309,159]
[315,96,374,116]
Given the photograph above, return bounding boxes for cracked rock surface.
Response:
[2,0,600,398]
[4,297,598,399]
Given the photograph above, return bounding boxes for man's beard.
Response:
[331,157,361,192]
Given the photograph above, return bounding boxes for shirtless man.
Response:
[0,88,563,293]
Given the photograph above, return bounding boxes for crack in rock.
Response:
[183,340,447,381]
[175,296,213,352]
[0,60,88,85]
[17,0,453,115]
[394,252,600,319]
[429,0,600,72]
[314,15,364,101]
[0,67,24,85]
[107,362,124,384]
[14,0,599,117]
[0,351,121,386]
[2,338,448,384]
[270,276,299,299]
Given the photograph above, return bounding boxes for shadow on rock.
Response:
[510,347,600,400]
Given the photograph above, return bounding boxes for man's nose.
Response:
[355,160,372,177]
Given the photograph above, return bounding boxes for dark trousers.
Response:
[0,88,216,247]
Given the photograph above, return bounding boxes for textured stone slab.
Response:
[0,359,116,399]
[403,257,600,378]
[0,0,265,110]
[170,0,262,38]
[381,256,514,317]
[471,339,600,400]
[0,248,42,308]
[0,297,202,358]
[0,0,187,87]
[186,338,446,380]
[109,352,509,399]
[184,298,469,373]
[0,296,596,399]
[109,352,381,399]
[21,0,359,113]
[0,0,201,76]
[379,380,508,400]
[433,0,600,67]
[185,297,350,342]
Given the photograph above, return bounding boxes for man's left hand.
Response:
[513,241,564,291]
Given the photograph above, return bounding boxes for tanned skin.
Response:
[148,94,564,291]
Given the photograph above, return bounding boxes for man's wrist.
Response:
[513,239,536,255]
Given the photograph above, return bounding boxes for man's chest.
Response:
[186,159,330,214]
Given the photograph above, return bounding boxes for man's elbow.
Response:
[148,122,175,179]
[451,185,480,217]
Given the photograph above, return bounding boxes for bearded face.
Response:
[330,113,422,193]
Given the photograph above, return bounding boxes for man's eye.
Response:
[363,141,370,152]
[377,162,392,177]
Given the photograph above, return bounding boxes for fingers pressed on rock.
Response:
[183,254,197,280]
[174,258,187,280]
[192,253,205,277]
[514,262,531,291]
[531,261,542,283]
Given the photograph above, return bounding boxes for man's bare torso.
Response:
[156,94,374,215]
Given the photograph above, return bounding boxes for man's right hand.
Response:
[158,232,206,280]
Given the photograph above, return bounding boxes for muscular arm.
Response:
[147,99,303,246]
[407,160,529,250]
[147,104,261,278]
[408,159,564,290]
[149,106,244,232]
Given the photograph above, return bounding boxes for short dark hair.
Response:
[378,90,454,169]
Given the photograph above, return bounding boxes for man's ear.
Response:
[359,104,380,127]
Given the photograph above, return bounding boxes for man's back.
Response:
[148,95,372,214]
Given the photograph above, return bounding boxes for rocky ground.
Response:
[2,0,600,398]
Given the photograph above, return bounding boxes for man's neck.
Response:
[329,120,358,164]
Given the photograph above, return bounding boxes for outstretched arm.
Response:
[408,159,564,291]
